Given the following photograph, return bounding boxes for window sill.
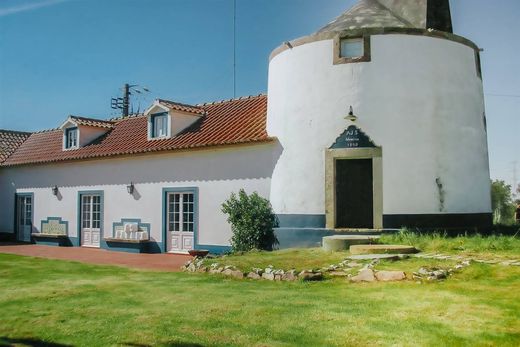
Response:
[148,135,171,141]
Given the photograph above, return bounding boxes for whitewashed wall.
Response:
[0,142,279,247]
[267,34,491,216]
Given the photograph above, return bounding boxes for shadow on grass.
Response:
[0,337,72,347]
[124,342,204,347]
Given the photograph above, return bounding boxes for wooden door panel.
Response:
[335,159,373,228]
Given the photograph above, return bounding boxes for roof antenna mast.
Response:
[111,83,150,117]
[233,0,236,98]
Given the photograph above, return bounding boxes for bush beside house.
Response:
[222,189,279,252]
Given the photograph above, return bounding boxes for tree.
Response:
[222,189,279,252]
[491,180,516,225]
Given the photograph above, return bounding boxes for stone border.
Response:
[413,253,520,266]
[181,251,520,283]
[333,35,371,65]
[325,147,383,229]
[270,27,480,61]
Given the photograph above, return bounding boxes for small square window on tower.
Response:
[340,38,363,58]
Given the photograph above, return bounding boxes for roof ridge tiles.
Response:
[196,93,266,107]
[69,115,114,123]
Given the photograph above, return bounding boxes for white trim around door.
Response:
[79,191,103,248]
[163,188,198,254]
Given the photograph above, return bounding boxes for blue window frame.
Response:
[151,113,168,138]
[65,127,78,149]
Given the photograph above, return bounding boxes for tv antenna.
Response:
[233,0,236,98]
[111,83,150,117]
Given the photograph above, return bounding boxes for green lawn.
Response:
[379,229,520,259]
[1,250,519,346]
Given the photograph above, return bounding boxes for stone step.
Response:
[349,244,419,255]
[347,253,404,261]
[322,235,380,252]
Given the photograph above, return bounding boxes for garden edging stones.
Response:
[181,251,492,283]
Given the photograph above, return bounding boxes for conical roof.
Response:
[317,0,452,34]
[318,0,411,33]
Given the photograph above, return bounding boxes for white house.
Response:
[0,0,492,253]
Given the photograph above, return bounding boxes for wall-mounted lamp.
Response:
[345,106,357,121]
[52,185,59,196]
[127,182,134,195]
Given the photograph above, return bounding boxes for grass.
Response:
[1,248,520,346]
[379,229,520,259]
[203,248,350,272]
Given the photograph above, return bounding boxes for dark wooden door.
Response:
[335,159,373,228]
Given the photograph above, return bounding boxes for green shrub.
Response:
[222,189,279,252]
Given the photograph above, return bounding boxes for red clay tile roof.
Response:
[2,95,273,167]
[0,130,31,163]
[69,115,115,129]
[157,99,206,115]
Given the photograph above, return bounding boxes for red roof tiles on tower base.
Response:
[3,95,274,167]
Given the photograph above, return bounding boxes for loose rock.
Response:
[298,270,323,281]
[247,272,262,280]
[350,269,376,282]
[330,271,349,277]
[374,270,406,282]
[262,273,275,281]
[282,270,297,281]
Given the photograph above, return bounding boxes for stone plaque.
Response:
[330,125,376,149]
[41,218,67,235]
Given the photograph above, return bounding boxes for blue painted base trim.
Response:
[100,239,164,254]
[103,241,148,254]
[33,236,74,247]
[0,232,15,242]
[276,214,326,228]
[195,244,231,254]
[69,236,80,247]
[147,241,164,254]
[274,228,382,249]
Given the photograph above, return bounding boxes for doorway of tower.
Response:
[15,193,33,242]
[335,159,373,228]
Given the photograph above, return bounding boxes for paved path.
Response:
[0,243,191,272]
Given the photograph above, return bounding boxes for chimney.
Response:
[426,0,453,33]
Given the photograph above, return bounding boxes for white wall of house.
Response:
[267,33,491,216]
[0,142,279,247]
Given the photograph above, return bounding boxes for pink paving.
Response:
[0,243,192,272]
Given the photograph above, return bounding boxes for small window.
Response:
[152,113,168,138]
[65,127,78,149]
[340,38,363,58]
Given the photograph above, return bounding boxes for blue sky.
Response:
[0,0,518,190]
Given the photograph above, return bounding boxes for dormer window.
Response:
[60,115,114,151]
[65,127,78,149]
[151,113,169,138]
[145,99,205,141]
